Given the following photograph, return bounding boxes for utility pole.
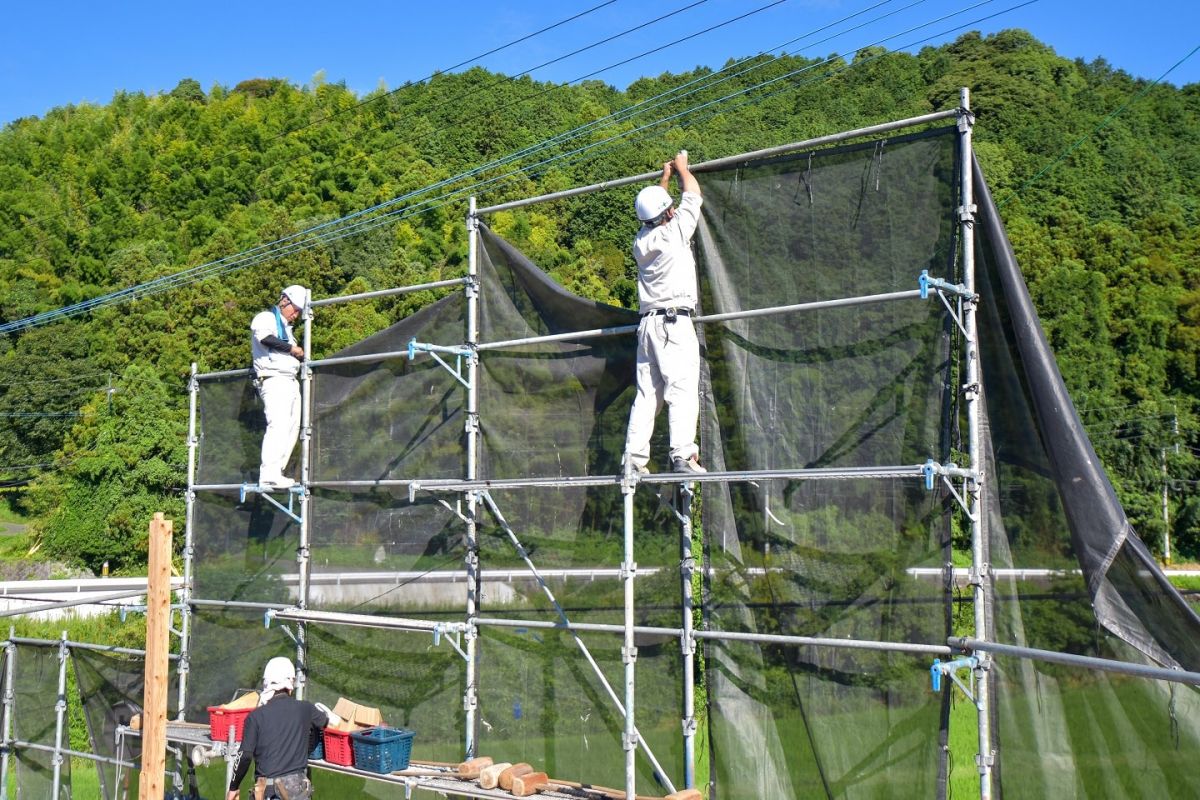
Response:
[1162,446,1171,565]
[1162,412,1180,565]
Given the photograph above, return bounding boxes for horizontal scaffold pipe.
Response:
[183,567,1114,592]
[951,637,1200,686]
[475,289,925,352]
[0,589,151,618]
[0,577,183,597]
[476,109,959,215]
[195,367,252,382]
[308,348,413,369]
[5,636,166,659]
[268,606,471,634]
[310,277,469,309]
[11,740,136,768]
[195,464,970,494]
[476,617,952,656]
[190,598,291,611]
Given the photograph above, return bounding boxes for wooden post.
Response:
[139,512,172,800]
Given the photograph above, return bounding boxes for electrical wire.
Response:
[3,1,623,241]
[1,2,733,331]
[136,0,1025,294]
[0,0,1034,335]
[996,42,1200,208]
[8,0,707,271]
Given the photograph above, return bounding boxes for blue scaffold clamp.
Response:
[240,482,303,524]
[923,459,937,491]
[919,269,933,299]
[406,337,473,389]
[931,655,980,698]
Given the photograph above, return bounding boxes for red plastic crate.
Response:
[322,727,355,766]
[207,705,253,743]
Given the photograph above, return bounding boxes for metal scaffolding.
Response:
[42,94,1181,799]
[182,103,980,797]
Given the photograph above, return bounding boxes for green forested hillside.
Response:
[0,30,1196,570]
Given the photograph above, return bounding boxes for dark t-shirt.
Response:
[229,694,328,789]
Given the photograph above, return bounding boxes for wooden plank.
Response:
[139,512,172,800]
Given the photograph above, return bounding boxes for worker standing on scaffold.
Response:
[227,657,339,800]
[250,285,308,490]
[625,150,706,475]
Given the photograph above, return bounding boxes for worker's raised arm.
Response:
[673,151,700,196]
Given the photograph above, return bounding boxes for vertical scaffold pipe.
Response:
[0,640,15,799]
[680,488,697,788]
[179,363,199,719]
[296,305,314,700]
[622,465,638,798]
[464,197,481,757]
[959,87,994,799]
[51,633,67,798]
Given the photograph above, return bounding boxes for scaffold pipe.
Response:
[950,638,1200,685]
[477,109,958,214]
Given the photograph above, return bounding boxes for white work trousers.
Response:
[625,314,700,469]
[258,375,301,482]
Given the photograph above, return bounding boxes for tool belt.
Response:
[641,307,693,322]
[253,772,311,800]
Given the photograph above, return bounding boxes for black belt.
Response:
[641,307,693,318]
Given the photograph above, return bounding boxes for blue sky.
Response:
[1,0,1197,126]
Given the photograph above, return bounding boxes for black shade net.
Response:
[174,124,1200,799]
[73,649,181,800]
[11,645,70,798]
[973,158,1200,797]
[695,130,956,799]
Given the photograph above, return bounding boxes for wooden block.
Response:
[498,763,534,791]
[221,691,259,710]
[511,771,549,796]
[457,756,493,779]
[479,762,512,790]
[665,790,704,800]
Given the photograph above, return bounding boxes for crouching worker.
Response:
[227,657,340,800]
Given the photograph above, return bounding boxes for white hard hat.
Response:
[262,656,296,692]
[281,285,309,313]
[635,186,673,222]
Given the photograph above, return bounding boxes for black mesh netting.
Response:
[695,131,955,799]
[973,159,1200,797]
[179,126,1200,798]
[73,649,181,800]
[11,645,70,798]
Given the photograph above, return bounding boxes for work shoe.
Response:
[634,464,650,475]
[259,476,295,490]
[672,456,707,474]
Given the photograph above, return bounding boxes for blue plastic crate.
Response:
[309,731,324,761]
[350,726,414,774]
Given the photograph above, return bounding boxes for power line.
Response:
[0,412,81,418]
[0,1,730,333]
[7,0,705,276]
[138,0,1028,295]
[0,372,113,388]
[0,0,1031,335]
[3,1,623,245]
[996,42,1200,208]
[247,0,732,215]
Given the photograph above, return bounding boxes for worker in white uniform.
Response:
[250,285,308,490]
[625,150,706,475]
